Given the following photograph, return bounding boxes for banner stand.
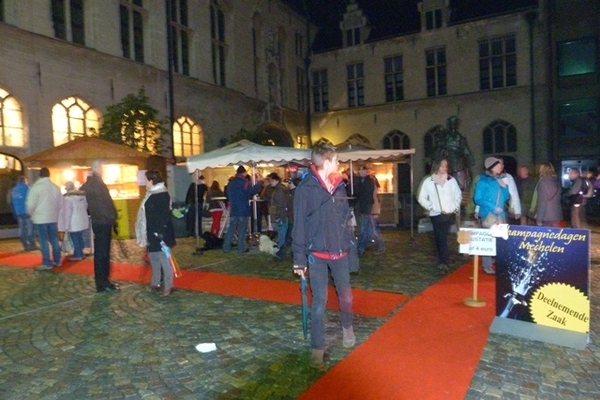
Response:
[490,317,588,350]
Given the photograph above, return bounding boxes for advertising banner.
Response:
[492,225,590,348]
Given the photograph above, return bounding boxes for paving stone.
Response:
[0,225,599,398]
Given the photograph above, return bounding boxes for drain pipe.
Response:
[525,10,538,165]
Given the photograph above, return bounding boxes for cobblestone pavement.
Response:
[0,224,598,399]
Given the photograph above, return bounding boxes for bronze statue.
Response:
[433,116,474,190]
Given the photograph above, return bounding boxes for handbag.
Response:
[434,184,457,225]
[481,185,505,228]
[62,231,74,253]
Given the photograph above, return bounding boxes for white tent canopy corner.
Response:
[185,140,312,173]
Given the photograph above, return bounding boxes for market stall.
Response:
[338,148,416,236]
[23,137,156,239]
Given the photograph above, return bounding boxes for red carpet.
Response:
[0,252,407,318]
[299,260,496,400]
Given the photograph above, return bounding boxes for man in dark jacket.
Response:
[185,174,208,237]
[292,143,356,369]
[568,168,588,229]
[267,172,292,259]
[81,160,119,293]
[356,165,384,255]
[222,166,262,253]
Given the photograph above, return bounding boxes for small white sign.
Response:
[459,228,496,256]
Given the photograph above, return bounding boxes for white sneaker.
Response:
[36,265,53,271]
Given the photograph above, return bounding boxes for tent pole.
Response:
[410,154,414,242]
[193,169,203,255]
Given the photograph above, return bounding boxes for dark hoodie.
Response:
[292,166,354,268]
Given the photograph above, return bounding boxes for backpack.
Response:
[582,179,594,199]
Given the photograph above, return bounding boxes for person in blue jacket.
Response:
[222,166,263,253]
[473,156,510,274]
[10,176,37,251]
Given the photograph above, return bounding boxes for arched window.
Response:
[423,125,443,175]
[0,88,25,147]
[482,119,517,154]
[173,116,202,157]
[423,125,443,159]
[383,129,410,149]
[52,97,99,146]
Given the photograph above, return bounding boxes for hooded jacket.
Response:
[473,172,510,219]
[58,190,90,232]
[292,167,354,268]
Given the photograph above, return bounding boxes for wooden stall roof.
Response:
[23,137,152,168]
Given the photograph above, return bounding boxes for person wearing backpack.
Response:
[567,168,588,229]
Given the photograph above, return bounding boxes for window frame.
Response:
[347,62,365,107]
[312,69,329,112]
[425,47,447,97]
[384,55,404,102]
[479,35,517,90]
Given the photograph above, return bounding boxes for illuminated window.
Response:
[52,97,100,146]
[170,0,191,75]
[210,0,227,86]
[0,89,24,147]
[120,0,145,63]
[483,119,517,154]
[51,0,85,45]
[558,37,597,77]
[383,129,410,149]
[173,116,202,157]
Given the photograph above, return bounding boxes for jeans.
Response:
[70,230,85,259]
[308,256,353,350]
[35,223,61,266]
[17,214,36,250]
[92,223,113,289]
[358,214,384,253]
[275,219,289,252]
[430,214,453,264]
[223,215,248,253]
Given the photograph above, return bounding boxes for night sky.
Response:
[284,0,538,51]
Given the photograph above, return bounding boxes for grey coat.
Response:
[535,177,563,225]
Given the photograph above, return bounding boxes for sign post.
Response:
[458,228,497,307]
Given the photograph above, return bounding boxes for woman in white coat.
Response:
[418,158,463,273]
[58,181,90,261]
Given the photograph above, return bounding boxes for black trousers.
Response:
[92,223,113,289]
[430,214,453,265]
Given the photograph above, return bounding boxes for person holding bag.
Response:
[473,157,510,274]
[135,170,176,297]
[418,158,462,273]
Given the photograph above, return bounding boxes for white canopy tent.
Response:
[186,140,312,173]
[185,140,312,250]
[185,142,417,242]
